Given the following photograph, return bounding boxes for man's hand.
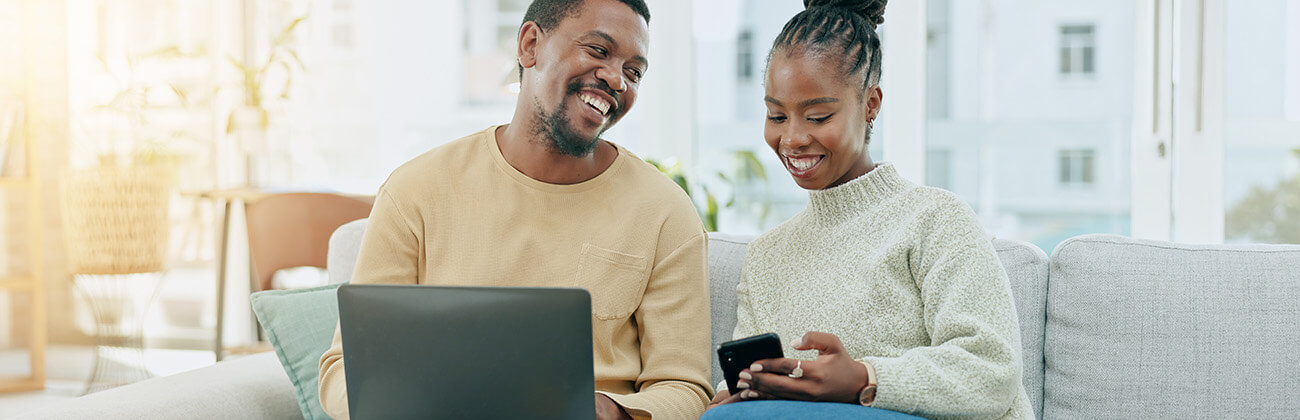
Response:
[731,331,868,403]
[595,393,633,420]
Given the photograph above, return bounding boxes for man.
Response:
[316,0,713,419]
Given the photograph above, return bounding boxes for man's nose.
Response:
[596,66,626,93]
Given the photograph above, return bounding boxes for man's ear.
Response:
[518,21,542,69]
[864,85,884,122]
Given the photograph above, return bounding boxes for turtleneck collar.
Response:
[805,162,915,225]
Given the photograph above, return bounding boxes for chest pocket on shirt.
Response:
[574,243,650,320]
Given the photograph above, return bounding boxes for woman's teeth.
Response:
[789,156,821,171]
[579,93,610,115]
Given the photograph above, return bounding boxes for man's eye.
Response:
[625,68,643,82]
[588,45,608,56]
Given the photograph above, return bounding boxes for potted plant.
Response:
[63,48,197,275]
[225,15,307,187]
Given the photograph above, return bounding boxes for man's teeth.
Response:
[579,93,610,115]
[789,156,820,171]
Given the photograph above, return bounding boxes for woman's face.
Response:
[764,51,881,190]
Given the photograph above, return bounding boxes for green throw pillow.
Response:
[251,283,342,420]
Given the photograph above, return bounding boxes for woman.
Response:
[703,1,1033,419]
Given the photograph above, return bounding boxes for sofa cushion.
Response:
[251,283,343,420]
[707,232,753,387]
[12,352,300,420]
[1045,234,1300,418]
[993,237,1048,420]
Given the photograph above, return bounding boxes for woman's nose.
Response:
[781,125,811,149]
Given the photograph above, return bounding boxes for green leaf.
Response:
[704,186,719,232]
[286,49,307,72]
[738,150,768,182]
[146,45,185,59]
[275,15,309,46]
[226,54,249,73]
[279,61,293,99]
[169,84,189,106]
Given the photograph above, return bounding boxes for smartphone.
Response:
[717,333,784,395]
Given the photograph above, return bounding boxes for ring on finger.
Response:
[788,360,804,379]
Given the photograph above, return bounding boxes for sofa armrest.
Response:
[13,352,302,420]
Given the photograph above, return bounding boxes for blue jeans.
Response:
[701,400,925,419]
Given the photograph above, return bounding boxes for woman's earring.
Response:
[868,120,875,129]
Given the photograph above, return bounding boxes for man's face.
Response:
[523,0,649,157]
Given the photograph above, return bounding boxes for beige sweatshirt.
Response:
[318,126,713,419]
[733,163,1033,419]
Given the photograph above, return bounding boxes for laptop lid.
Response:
[338,284,596,420]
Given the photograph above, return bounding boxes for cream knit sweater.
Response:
[733,163,1033,419]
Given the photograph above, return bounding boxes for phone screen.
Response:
[717,333,784,394]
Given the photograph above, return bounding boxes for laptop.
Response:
[337,284,596,419]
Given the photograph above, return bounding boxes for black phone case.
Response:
[717,333,784,395]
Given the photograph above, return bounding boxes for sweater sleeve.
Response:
[864,198,1025,418]
[600,232,714,420]
[318,189,422,419]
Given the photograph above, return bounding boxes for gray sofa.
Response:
[18,219,1300,419]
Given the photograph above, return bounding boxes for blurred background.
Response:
[0,0,1296,407]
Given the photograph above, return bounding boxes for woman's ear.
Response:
[518,21,542,69]
[864,85,884,122]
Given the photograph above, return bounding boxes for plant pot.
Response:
[63,163,177,275]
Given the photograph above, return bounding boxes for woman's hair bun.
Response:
[802,0,886,27]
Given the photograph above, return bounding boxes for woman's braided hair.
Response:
[769,0,886,90]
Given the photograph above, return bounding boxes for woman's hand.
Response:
[707,388,747,409]
[732,331,868,403]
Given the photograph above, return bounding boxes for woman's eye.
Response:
[809,114,833,123]
[767,116,787,123]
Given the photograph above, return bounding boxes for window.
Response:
[926,149,952,191]
[1058,149,1096,186]
[737,30,754,82]
[1060,24,1096,76]
[461,0,530,104]
[927,2,1129,252]
[1223,1,1300,244]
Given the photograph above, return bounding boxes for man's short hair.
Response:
[522,0,651,32]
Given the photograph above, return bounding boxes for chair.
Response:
[244,192,375,293]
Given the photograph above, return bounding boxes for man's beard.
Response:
[532,81,618,157]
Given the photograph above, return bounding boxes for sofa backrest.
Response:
[706,233,1049,419]
[993,237,1049,420]
[328,219,367,285]
[705,233,751,388]
[1045,234,1300,419]
[327,220,1049,417]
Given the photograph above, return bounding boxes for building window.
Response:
[1059,149,1097,186]
[737,30,754,82]
[1059,24,1095,76]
